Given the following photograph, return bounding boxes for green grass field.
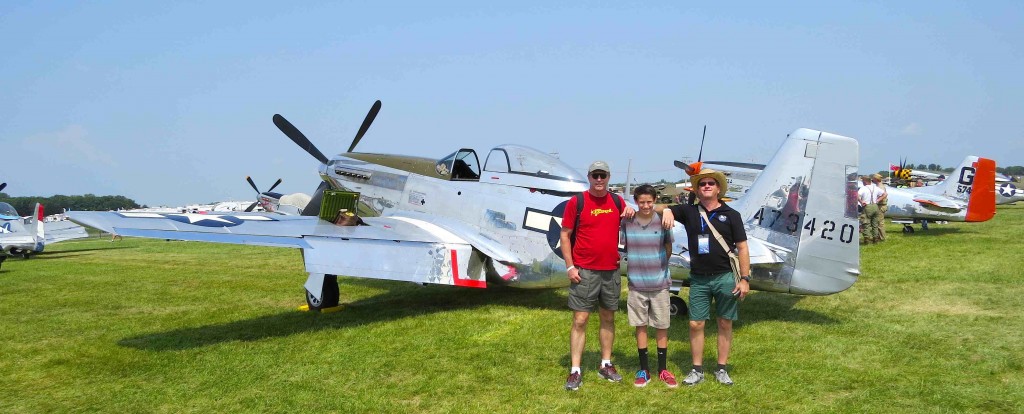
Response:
[3,206,1023,413]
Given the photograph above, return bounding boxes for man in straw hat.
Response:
[560,160,635,391]
[658,163,750,386]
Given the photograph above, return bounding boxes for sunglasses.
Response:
[698,181,718,187]
[590,172,608,179]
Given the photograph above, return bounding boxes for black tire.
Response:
[305,274,340,311]
[903,225,914,234]
[669,295,688,319]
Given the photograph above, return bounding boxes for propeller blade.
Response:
[246,176,260,194]
[0,183,6,192]
[267,178,283,193]
[697,125,707,162]
[245,202,258,212]
[347,100,382,153]
[301,181,331,216]
[273,114,330,165]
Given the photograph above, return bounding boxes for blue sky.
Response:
[2,1,1021,207]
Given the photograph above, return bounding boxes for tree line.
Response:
[0,193,141,216]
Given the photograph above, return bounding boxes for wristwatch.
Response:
[739,276,751,282]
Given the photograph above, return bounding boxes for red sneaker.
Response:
[659,369,679,388]
[634,370,650,387]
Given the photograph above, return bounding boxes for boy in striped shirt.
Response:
[620,185,677,388]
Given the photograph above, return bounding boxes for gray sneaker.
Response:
[714,369,734,386]
[565,372,582,391]
[682,369,704,386]
[598,363,623,382]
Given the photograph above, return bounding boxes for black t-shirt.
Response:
[668,202,748,275]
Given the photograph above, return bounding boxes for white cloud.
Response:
[899,122,922,136]
[21,125,117,166]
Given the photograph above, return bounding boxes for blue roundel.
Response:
[165,214,244,227]
[999,183,1017,197]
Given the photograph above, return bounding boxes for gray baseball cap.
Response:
[588,161,610,173]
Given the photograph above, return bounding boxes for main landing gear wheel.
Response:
[902,224,914,234]
[305,274,340,311]
[669,295,688,319]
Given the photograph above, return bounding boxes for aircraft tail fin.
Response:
[34,203,45,240]
[965,158,996,222]
[733,129,859,295]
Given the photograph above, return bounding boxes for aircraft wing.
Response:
[43,221,89,244]
[66,211,490,287]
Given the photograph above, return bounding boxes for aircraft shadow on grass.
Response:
[30,246,136,259]
[118,284,569,351]
[896,227,962,237]
[118,280,837,352]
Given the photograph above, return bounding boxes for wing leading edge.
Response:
[67,211,488,288]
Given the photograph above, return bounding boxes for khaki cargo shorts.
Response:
[627,288,671,329]
[568,268,621,312]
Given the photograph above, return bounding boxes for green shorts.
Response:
[568,268,621,312]
[688,272,739,321]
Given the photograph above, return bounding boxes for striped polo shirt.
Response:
[620,212,674,292]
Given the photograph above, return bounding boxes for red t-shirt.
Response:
[560,192,623,271]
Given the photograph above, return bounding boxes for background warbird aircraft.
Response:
[1,201,45,268]
[244,176,312,215]
[674,160,765,199]
[2,183,89,269]
[996,182,1024,205]
[68,102,860,312]
[883,155,996,232]
[890,158,946,184]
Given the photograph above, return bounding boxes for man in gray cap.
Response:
[560,160,634,391]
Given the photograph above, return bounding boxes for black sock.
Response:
[657,348,667,372]
[638,348,649,373]
[693,365,703,374]
[717,363,728,372]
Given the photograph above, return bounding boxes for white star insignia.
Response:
[168,214,236,224]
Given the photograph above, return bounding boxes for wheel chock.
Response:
[296,304,345,313]
[321,305,344,313]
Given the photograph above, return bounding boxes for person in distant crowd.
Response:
[857,176,882,244]
[871,174,888,242]
[658,165,750,386]
[620,184,677,388]
[560,161,635,391]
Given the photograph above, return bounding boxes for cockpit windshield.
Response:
[483,145,586,183]
[0,202,19,217]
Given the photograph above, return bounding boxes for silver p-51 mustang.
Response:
[68,102,861,311]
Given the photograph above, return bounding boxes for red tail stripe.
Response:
[965,158,996,222]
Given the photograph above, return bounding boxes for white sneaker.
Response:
[713,369,733,385]
[682,369,704,386]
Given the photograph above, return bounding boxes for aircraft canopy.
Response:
[483,145,586,184]
[0,202,19,218]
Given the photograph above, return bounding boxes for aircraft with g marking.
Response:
[68,102,861,312]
